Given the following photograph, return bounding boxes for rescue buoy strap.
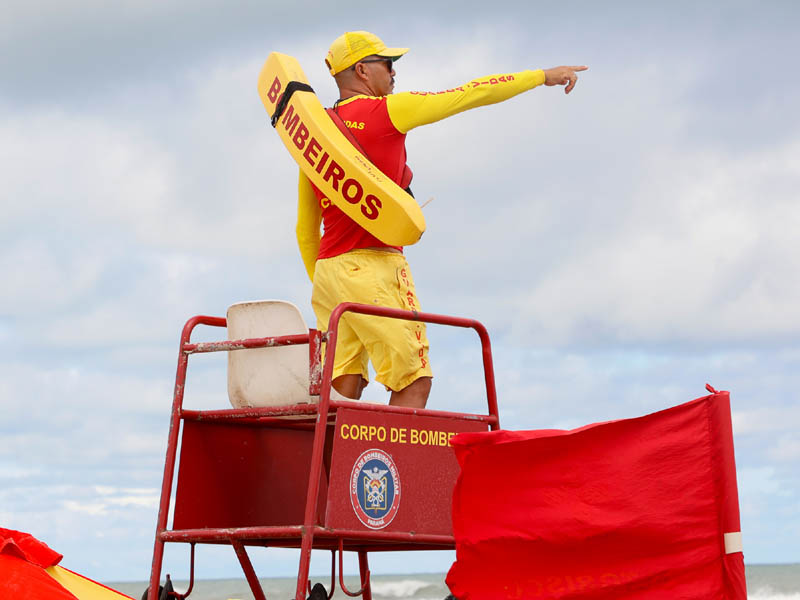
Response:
[326,105,414,198]
[271,81,315,127]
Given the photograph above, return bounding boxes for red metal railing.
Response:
[147,303,499,600]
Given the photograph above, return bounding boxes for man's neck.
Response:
[337,81,377,101]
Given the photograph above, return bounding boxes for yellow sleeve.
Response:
[296,170,321,281]
[386,69,546,133]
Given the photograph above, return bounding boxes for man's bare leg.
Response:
[324,376,367,480]
[389,376,432,409]
[332,374,368,399]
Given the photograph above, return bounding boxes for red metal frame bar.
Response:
[149,316,224,600]
[309,328,323,396]
[357,551,372,600]
[339,539,368,597]
[180,406,320,418]
[232,540,267,600]
[180,543,195,599]
[184,333,312,354]
[160,526,455,546]
[149,303,499,600]
[295,302,500,600]
[180,403,495,424]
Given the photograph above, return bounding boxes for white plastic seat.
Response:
[226,300,312,407]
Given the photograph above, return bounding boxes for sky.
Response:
[1,0,799,586]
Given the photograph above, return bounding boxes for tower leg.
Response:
[358,551,372,600]
[232,541,267,600]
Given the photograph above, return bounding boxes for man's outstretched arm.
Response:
[387,64,588,133]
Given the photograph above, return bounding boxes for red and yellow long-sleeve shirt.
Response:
[297,69,546,280]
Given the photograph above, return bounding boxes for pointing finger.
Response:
[565,72,577,93]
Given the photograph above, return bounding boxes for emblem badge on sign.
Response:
[350,449,401,529]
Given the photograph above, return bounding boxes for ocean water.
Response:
[747,565,800,600]
[109,565,799,599]
[111,573,448,600]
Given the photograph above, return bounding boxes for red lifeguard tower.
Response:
[147,301,500,600]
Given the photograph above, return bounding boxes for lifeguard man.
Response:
[298,31,587,409]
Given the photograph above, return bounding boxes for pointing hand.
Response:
[543,65,589,94]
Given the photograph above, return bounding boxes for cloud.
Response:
[738,466,796,514]
[1,56,311,357]
[64,500,109,516]
[0,465,42,479]
[733,406,800,436]
[2,2,800,577]
[766,436,800,463]
[0,82,293,256]
[64,486,159,514]
[417,117,800,347]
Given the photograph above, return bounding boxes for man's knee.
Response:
[389,376,432,408]
[410,376,432,396]
[332,374,368,399]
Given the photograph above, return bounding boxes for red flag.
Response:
[0,528,77,600]
[0,528,133,599]
[446,390,746,599]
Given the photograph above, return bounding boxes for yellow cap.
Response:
[325,31,408,76]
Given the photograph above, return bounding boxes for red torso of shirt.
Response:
[314,96,409,259]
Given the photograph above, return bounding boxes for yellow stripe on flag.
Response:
[46,566,134,600]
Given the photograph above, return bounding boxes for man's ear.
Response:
[353,62,369,81]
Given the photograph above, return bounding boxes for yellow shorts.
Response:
[311,249,433,391]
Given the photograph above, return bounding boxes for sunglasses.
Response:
[356,57,393,71]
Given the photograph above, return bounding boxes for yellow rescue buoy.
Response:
[257,52,425,247]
